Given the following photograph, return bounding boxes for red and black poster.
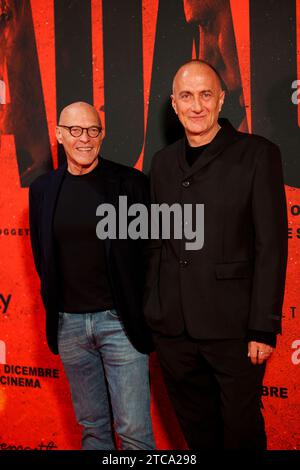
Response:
[0,0,299,450]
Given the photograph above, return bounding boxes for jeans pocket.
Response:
[106,309,120,319]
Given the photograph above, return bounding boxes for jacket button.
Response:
[179,259,189,267]
[182,180,190,188]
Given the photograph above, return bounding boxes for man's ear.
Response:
[55,126,63,144]
[171,94,178,114]
[219,90,225,112]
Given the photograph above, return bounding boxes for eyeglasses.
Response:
[58,125,102,138]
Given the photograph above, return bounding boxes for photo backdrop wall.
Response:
[0,0,299,450]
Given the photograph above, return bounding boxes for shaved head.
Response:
[56,101,103,175]
[172,60,223,95]
[171,59,225,146]
[59,101,101,125]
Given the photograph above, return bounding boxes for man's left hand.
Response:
[248,341,273,365]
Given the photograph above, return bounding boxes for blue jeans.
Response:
[57,309,155,450]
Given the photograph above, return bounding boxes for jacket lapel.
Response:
[42,163,67,265]
[178,118,240,177]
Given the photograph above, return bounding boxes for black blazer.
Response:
[29,157,153,355]
[144,119,288,339]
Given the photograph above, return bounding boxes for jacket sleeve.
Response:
[29,183,42,279]
[248,142,288,334]
[144,154,163,304]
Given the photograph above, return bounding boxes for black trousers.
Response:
[153,333,266,450]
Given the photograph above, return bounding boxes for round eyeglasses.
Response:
[58,125,102,138]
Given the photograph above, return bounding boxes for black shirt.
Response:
[53,163,114,313]
[185,140,209,166]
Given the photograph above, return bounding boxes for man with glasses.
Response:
[29,101,154,450]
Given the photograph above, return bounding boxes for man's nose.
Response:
[191,96,203,112]
[79,129,90,141]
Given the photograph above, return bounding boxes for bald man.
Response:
[183,0,247,131]
[29,102,154,450]
[144,60,287,449]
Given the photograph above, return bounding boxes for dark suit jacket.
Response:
[144,119,288,339]
[29,157,153,355]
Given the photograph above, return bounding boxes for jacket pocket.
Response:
[215,261,253,279]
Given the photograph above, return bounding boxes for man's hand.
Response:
[248,341,273,365]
